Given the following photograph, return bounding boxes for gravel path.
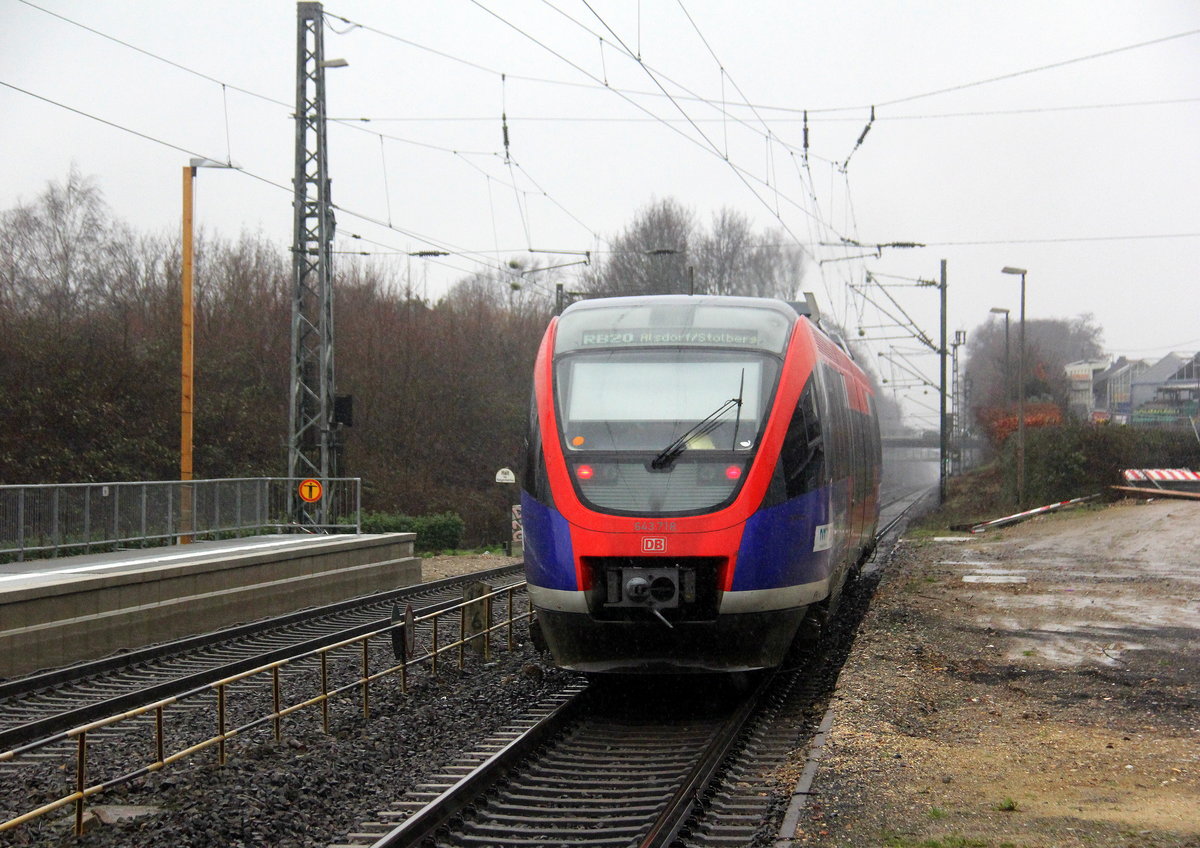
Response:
[789,499,1200,847]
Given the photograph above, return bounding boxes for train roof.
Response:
[554,294,822,356]
[560,293,818,320]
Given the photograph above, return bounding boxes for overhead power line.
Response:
[576,1,839,249]
[16,0,291,110]
[0,80,213,161]
[11,2,602,283]
[48,0,1188,139]
[458,0,850,246]
[874,26,1200,109]
[334,98,1200,123]
[921,232,1200,246]
[0,78,523,278]
[327,5,1200,123]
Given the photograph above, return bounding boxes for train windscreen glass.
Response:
[558,351,775,453]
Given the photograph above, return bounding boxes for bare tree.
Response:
[694,209,807,299]
[0,167,115,332]
[965,313,1105,424]
[583,197,695,296]
[583,199,807,301]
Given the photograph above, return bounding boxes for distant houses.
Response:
[1067,351,1200,427]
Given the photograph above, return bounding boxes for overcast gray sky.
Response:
[2,0,1198,428]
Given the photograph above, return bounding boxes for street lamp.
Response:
[1001,266,1027,507]
[181,158,235,542]
[989,307,1011,402]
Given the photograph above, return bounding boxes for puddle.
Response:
[1006,634,1144,667]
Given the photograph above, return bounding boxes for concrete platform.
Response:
[0,533,420,678]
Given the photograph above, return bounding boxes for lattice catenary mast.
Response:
[289,1,337,523]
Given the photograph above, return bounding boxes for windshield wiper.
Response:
[650,374,745,471]
[730,368,745,450]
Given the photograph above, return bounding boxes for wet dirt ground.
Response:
[791,498,1200,847]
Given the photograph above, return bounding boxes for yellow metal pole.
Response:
[181,166,195,544]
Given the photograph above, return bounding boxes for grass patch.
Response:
[883,835,989,848]
[912,462,1007,533]
[994,797,1020,812]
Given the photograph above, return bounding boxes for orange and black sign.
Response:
[298,478,324,503]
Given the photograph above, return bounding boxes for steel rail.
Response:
[637,671,772,848]
[2,582,534,835]
[344,485,935,848]
[0,565,523,750]
[0,564,522,702]
[367,686,590,847]
[361,674,772,848]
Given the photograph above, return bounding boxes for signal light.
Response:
[576,464,594,480]
[725,465,742,480]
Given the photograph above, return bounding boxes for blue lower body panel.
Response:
[521,492,576,591]
[732,488,832,591]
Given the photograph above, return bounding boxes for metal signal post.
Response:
[289,1,341,524]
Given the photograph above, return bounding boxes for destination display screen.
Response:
[578,329,761,348]
[555,298,794,356]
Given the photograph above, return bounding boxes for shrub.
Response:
[999,424,1200,506]
[359,510,465,552]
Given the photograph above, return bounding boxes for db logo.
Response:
[641,537,667,553]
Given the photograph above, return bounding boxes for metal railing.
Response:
[0,582,531,835]
[0,478,362,561]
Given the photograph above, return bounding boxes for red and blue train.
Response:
[521,294,881,673]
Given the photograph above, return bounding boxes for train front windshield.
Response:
[553,348,781,515]
[559,351,771,453]
[549,298,793,515]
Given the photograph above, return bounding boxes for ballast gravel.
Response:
[2,612,577,847]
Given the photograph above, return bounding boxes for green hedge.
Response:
[359,510,465,553]
[1000,424,1200,506]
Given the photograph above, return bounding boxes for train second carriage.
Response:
[521,294,881,673]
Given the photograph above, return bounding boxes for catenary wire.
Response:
[872,26,1200,110]
[465,0,849,244]
[12,0,600,280]
[0,78,522,279]
[334,97,1200,122]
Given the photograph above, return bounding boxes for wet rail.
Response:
[337,673,770,848]
[2,571,533,835]
[3,485,935,841]
[0,564,523,751]
[336,486,936,848]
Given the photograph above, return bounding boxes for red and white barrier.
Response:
[1122,468,1200,483]
[969,494,1100,534]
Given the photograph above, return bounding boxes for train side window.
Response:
[822,364,850,483]
[523,389,552,503]
[865,393,881,482]
[779,380,825,498]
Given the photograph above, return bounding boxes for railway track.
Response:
[333,673,770,848]
[332,485,934,848]
[330,625,856,848]
[0,564,524,752]
[3,485,933,843]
